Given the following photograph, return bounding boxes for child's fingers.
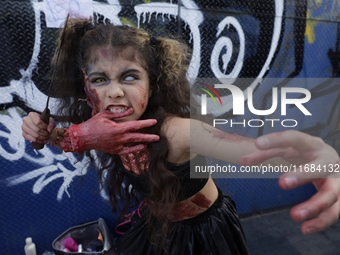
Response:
[47,117,56,133]
[299,203,339,234]
[22,120,49,141]
[287,177,340,234]
[278,164,340,191]
[23,113,50,136]
[289,187,338,223]
[29,112,49,130]
[22,130,46,144]
[238,147,292,166]
[255,130,323,151]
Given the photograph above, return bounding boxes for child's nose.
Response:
[106,82,124,98]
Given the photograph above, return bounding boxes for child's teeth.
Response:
[110,107,128,113]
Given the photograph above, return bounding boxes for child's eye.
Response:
[124,75,138,81]
[92,78,106,83]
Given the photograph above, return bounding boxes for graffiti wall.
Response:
[1,0,340,253]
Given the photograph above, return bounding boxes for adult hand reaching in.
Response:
[239,130,340,234]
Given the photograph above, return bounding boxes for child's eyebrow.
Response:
[120,69,142,77]
[87,72,107,78]
[87,69,142,79]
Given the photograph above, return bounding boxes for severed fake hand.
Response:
[60,108,159,155]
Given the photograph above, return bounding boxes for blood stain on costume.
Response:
[191,192,211,209]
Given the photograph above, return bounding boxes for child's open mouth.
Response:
[108,106,129,113]
[105,106,134,121]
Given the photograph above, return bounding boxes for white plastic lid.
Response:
[25,237,32,245]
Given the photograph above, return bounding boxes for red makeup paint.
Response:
[169,192,212,221]
[84,79,103,116]
[119,147,150,175]
[210,128,252,143]
[191,192,211,209]
[100,49,111,61]
[137,85,147,111]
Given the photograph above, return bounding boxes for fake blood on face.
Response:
[84,79,103,117]
[137,85,147,112]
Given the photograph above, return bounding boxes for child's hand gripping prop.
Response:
[31,14,69,150]
[60,108,160,155]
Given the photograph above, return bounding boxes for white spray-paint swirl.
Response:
[206,0,284,116]
[211,16,245,84]
[2,107,96,201]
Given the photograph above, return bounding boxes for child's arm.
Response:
[163,117,261,164]
[190,119,257,164]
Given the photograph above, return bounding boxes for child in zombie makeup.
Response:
[22,18,340,255]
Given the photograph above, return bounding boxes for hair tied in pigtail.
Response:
[85,22,94,32]
[80,22,94,37]
[149,35,158,47]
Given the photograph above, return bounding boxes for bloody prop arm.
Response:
[59,109,159,154]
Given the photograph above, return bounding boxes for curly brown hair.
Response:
[52,17,193,250]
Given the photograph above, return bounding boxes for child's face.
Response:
[84,47,152,122]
